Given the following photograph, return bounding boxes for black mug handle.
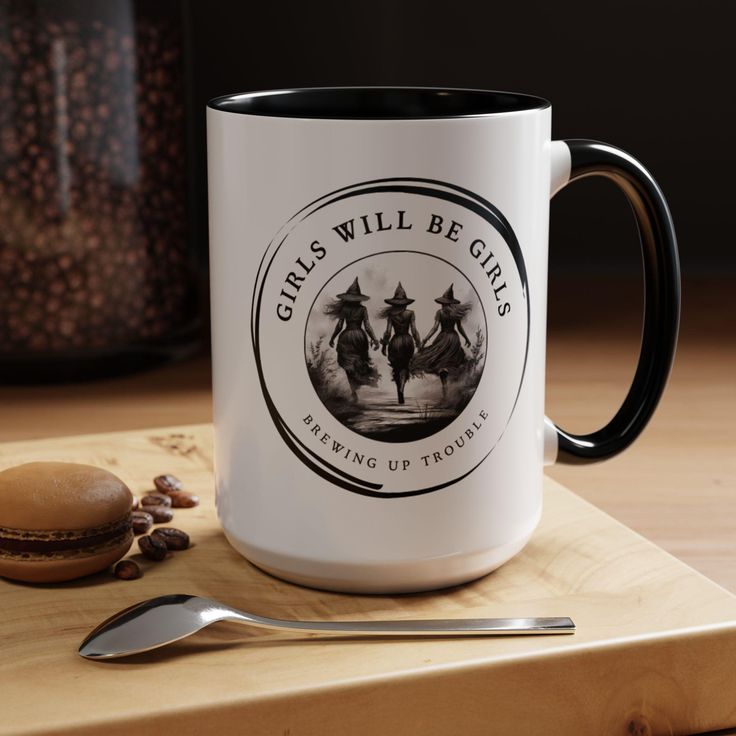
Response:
[549,139,681,464]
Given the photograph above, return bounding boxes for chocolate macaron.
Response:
[0,462,134,583]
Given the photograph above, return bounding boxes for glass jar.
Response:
[0,0,200,381]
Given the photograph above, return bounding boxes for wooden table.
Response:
[0,276,734,734]
[2,425,736,735]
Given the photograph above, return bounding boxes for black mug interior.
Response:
[208,87,550,119]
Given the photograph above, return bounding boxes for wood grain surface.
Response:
[1,424,735,736]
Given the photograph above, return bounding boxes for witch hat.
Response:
[384,281,414,306]
[337,277,370,302]
[435,283,460,305]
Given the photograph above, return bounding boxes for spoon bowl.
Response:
[79,595,236,659]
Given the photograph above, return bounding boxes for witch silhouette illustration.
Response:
[411,283,472,397]
[379,282,421,405]
[326,277,380,402]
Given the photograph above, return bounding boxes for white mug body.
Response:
[207,90,558,593]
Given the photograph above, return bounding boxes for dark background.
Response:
[185,0,735,282]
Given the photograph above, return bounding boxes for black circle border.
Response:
[251,178,530,498]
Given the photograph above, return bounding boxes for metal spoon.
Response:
[78,594,575,659]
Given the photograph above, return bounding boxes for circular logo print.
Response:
[252,178,529,498]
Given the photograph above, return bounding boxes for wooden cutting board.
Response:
[1,424,735,736]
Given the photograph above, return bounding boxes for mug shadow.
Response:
[241,553,495,602]
[178,526,507,617]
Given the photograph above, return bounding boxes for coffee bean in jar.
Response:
[0,0,200,382]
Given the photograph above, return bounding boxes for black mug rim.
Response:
[207,86,550,120]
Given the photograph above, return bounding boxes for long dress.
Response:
[336,305,379,387]
[411,309,467,376]
[385,310,418,385]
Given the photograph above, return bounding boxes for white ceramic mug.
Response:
[207,87,680,593]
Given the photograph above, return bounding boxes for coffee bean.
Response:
[145,505,174,523]
[152,527,189,551]
[131,495,139,511]
[138,534,167,561]
[153,474,182,494]
[168,491,199,508]
[131,510,154,535]
[114,559,142,580]
[140,492,172,508]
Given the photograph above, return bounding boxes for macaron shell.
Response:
[0,462,133,530]
[0,531,134,583]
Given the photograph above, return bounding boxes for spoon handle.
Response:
[232,614,575,636]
